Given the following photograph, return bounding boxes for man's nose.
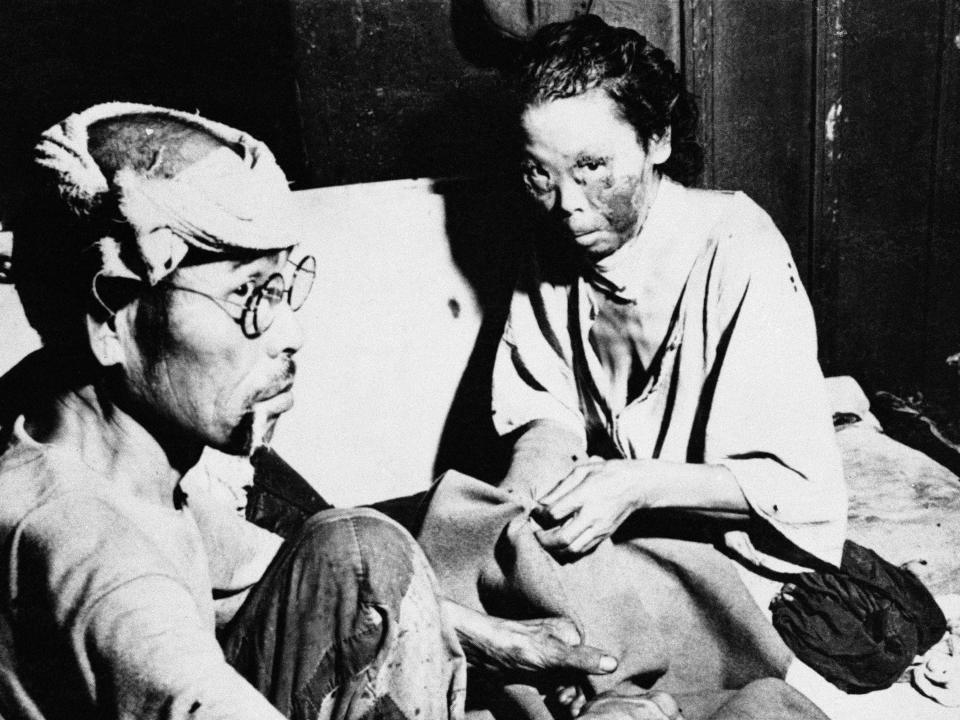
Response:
[265,301,304,357]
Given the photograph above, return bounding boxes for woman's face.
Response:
[520,88,671,261]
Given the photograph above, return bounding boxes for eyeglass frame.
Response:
[157,255,316,339]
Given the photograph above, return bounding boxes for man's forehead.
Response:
[176,248,291,279]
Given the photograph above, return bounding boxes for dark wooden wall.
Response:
[685,0,960,394]
[1,0,959,394]
[694,1,960,395]
[0,0,305,224]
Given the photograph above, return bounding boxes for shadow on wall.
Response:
[432,177,531,483]
[449,0,525,68]
[0,0,304,223]
[0,0,527,199]
[0,0,537,492]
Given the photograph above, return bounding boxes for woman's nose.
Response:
[556,175,588,216]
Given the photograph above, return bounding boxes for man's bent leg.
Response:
[221,508,467,720]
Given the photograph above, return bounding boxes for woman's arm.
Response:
[532,198,846,566]
[534,459,748,556]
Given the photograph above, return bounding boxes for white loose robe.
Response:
[492,178,847,574]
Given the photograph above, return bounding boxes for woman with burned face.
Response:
[494,15,847,592]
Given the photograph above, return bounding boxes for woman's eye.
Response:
[579,159,606,172]
[523,164,553,192]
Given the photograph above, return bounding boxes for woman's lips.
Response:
[572,229,604,243]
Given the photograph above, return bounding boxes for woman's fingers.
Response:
[536,514,593,551]
[564,524,605,556]
[570,530,607,557]
[537,464,593,507]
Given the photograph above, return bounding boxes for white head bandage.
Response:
[35,101,302,286]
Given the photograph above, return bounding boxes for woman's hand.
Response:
[533,459,649,557]
[534,459,749,557]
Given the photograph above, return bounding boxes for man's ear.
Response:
[86,310,128,367]
[649,127,672,166]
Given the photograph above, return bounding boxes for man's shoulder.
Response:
[0,437,133,544]
[0,433,67,531]
[0,449,207,601]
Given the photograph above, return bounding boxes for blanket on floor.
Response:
[417,471,794,717]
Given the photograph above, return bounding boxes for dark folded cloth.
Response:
[771,539,947,693]
[247,448,333,537]
[247,447,431,537]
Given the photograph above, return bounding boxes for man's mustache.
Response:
[252,357,298,403]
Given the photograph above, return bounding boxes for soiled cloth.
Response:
[493,177,847,575]
[0,413,466,720]
[417,471,795,717]
[237,460,813,719]
[34,101,302,287]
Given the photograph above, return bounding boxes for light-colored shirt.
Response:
[0,416,284,720]
[492,178,847,571]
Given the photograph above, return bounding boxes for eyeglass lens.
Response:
[244,256,317,336]
[288,255,316,311]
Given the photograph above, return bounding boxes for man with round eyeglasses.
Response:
[0,103,470,720]
[155,255,316,339]
[0,102,625,720]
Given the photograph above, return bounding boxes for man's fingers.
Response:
[570,688,587,717]
[579,690,684,720]
[542,616,582,646]
[551,641,618,674]
[647,691,683,719]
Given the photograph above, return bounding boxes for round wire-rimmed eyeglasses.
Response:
[160,255,316,338]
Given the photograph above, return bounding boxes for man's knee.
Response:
[279,509,463,720]
[292,507,424,611]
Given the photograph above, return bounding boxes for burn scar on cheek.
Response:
[599,173,645,233]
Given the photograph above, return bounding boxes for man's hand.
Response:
[442,601,618,678]
[472,616,618,676]
[533,459,649,557]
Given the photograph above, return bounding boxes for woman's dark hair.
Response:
[518,14,703,186]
